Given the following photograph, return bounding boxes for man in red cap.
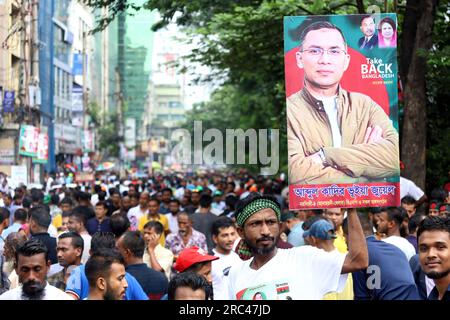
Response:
[174,246,218,285]
[439,204,450,217]
[429,201,441,217]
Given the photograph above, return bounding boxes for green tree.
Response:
[424,1,450,191]
[96,112,123,159]
[84,0,449,191]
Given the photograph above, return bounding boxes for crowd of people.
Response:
[0,169,449,300]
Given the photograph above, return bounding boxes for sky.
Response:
[150,14,214,110]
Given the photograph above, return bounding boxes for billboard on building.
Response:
[125,118,136,149]
[18,125,40,157]
[72,85,84,126]
[33,132,49,164]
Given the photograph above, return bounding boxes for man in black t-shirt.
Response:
[29,206,57,264]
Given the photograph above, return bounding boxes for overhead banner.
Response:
[18,125,39,157]
[285,14,400,209]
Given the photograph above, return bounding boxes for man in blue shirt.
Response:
[281,212,305,247]
[87,202,112,235]
[85,248,128,300]
[344,212,420,300]
[2,193,21,226]
[1,209,27,239]
[116,231,168,300]
[65,231,148,300]
[417,216,450,301]
[159,188,173,214]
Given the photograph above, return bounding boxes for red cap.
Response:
[430,202,439,210]
[174,247,219,272]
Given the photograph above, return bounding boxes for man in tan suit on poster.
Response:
[287,20,399,185]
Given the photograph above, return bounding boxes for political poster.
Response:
[18,125,39,157]
[284,14,400,209]
[33,132,49,164]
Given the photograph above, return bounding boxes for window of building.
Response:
[58,69,63,99]
[54,67,59,98]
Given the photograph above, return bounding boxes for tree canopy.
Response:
[84,0,449,192]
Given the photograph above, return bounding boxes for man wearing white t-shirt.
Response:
[0,238,72,300]
[211,217,241,300]
[227,194,368,300]
[68,211,91,264]
[377,207,416,261]
[167,199,181,234]
[127,192,150,231]
[400,176,427,206]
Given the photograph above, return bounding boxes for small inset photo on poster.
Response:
[284,14,400,210]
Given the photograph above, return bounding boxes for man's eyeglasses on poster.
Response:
[300,47,347,57]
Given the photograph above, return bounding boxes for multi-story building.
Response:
[53,0,77,162]
[0,0,22,173]
[0,0,46,181]
[39,0,56,172]
[118,3,156,159]
[93,8,119,124]
[67,0,97,163]
[145,23,187,165]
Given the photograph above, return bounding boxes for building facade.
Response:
[53,0,76,162]
[39,0,56,173]
[0,0,46,183]
[120,3,156,156]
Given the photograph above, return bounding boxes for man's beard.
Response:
[218,243,233,254]
[245,236,278,255]
[21,280,46,300]
[103,285,122,300]
[424,269,450,280]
